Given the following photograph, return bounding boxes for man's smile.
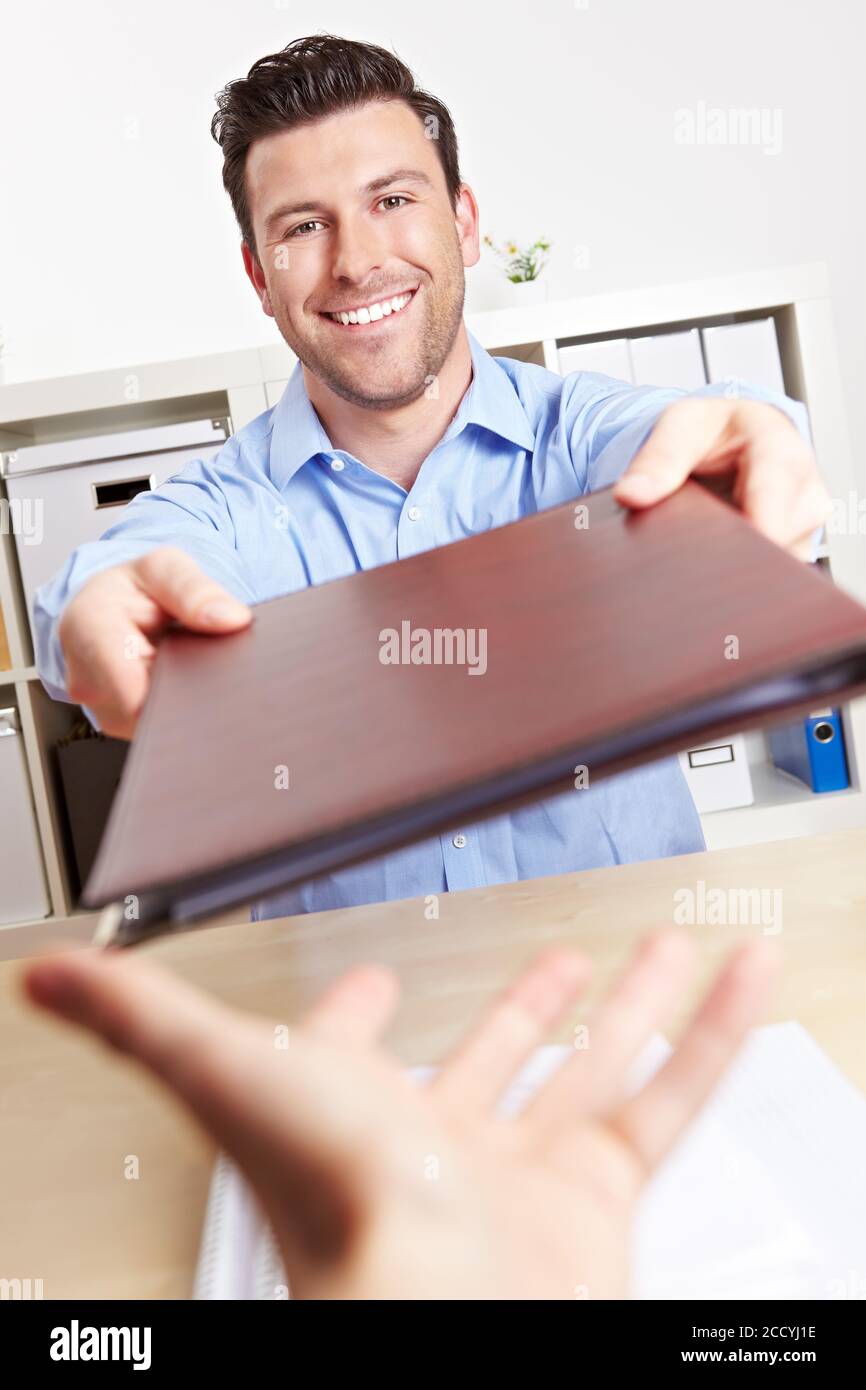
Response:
[319,286,419,330]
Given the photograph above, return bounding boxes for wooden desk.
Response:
[2,827,865,1299]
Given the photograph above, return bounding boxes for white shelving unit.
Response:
[0,261,862,934]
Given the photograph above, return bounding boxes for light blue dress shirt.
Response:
[34,329,813,920]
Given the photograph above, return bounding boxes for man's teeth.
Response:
[327,292,413,325]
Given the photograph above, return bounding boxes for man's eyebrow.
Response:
[263,169,434,233]
[365,168,433,194]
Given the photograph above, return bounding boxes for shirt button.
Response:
[407,505,422,520]
[452,834,467,849]
[330,458,345,472]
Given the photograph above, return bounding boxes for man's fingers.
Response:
[610,939,780,1174]
[613,399,729,506]
[429,949,592,1115]
[130,547,251,632]
[60,549,251,738]
[301,964,401,1047]
[523,930,694,1137]
[62,603,158,738]
[612,400,826,552]
[736,448,831,551]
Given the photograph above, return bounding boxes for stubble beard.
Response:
[272,256,467,411]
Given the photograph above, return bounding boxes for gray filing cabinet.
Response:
[0,706,50,923]
[2,417,230,641]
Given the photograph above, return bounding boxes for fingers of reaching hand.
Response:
[477,930,778,1208]
[428,948,592,1115]
[610,939,779,1175]
[301,964,400,1047]
[522,930,695,1136]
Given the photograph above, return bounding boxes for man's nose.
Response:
[330,215,387,285]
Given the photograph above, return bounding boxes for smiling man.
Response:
[35,34,830,919]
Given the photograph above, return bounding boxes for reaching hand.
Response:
[23,930,778,1299]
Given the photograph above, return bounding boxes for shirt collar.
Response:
[268,327,536,491]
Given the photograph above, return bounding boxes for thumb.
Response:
[22,948,397,1273]
[130,546,252,632]
[613,400,731,507]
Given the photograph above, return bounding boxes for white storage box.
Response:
[2,418,229,636]
[0,706,50,923]
[678,733,755,814]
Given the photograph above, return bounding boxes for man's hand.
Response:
[58,547,252,739]
[613,398,831,558]
[23,931,778,1300]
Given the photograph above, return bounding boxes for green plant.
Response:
[483,234,551,283]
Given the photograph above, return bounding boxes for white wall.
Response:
[2,0,864,461]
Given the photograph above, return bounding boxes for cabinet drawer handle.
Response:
[92,474,154,509]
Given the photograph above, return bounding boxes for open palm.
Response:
[24,930,776,1300]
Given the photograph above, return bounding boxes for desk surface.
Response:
[2,826,865,1299]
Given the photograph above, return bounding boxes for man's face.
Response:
[244,100,479,409]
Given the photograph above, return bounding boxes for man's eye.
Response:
[287,220,324,239]
[380,195,409,211]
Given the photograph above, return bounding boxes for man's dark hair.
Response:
[211,33,462,256]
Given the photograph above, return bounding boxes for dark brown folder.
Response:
[83,481,866,942]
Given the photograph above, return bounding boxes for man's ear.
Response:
[455,184,481,271]
[242,241,274,318]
